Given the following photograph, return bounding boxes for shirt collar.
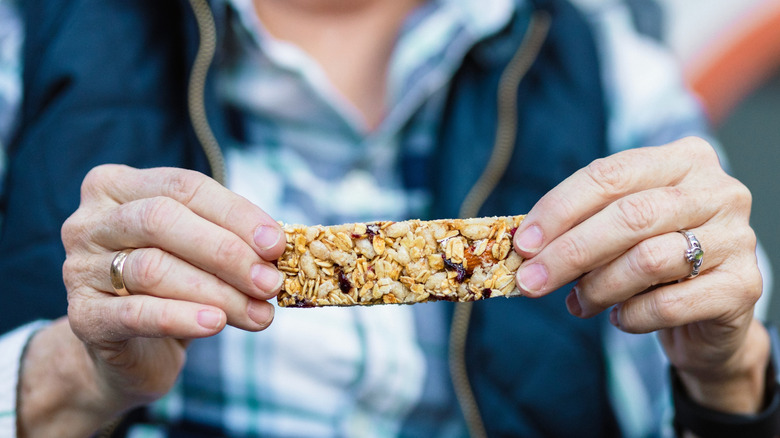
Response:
[220,0,519,134]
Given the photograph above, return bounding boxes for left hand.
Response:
[512,137,769,413]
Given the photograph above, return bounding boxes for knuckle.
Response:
[60,214,82,251]
[734,225,758,251]
[214,237,249,268]
[61,256,76,280]
[131,249,172,292]
[680,137,725,173]
[118,298,143,333]
[748,275,763,305]
[208,289,233,312]
[81,165,109,195]
[679,135,718,160]
[61,209,97,252]
[745,226,758,249]
[156,302,177,334]
[539,192,578,225]
[583,156,631,197]
[219,201,243,230]
[585,289,613,311]
[81,164,125,199]
[66,301,91,340]
[631,239,667,278]
[614,195,658,233]
[61,257,83,290]
[728,179,753,212]
[68,295,115,346]
[161,169,209,206]
[685,136,718,160]
[732,262,763,306]
[139,196,181,238]
[559,237,591,268]
[651,290,682,327]
[192,276,234,311]
[744,277,763,307]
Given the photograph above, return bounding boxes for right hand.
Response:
[61,164,286,416]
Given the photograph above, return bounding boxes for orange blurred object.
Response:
[686,1,780,125]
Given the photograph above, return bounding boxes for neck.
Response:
[253,0,424,129]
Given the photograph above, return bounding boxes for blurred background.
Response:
[658,0,780,324]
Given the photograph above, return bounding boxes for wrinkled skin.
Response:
[60,165,287,417]
[513,137,768,413]
[18,138,769,437]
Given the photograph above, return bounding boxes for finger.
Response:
[80,165,286,261]
[515,185,717,297]
[68,293,228,344]
[91,197,284,300]
[513,138,720,256]
[610,264,762,335]
[92,248,276,331]
[569,228,721,318]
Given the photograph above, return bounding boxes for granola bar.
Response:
[276,215,525,307]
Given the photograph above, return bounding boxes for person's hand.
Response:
[60,164,286,420]
[511,137,769,414]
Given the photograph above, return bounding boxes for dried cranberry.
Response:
[482,288,492,299]
[442,254,467,283]
[294,298,314,308]
[366,224,380,241]
[338,269,352,293]
[428,291,456,302]
[510,227,518,238]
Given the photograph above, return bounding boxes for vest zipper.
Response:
[449,11,551,438]
[186,0,226,185]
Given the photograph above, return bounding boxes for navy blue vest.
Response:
[431,0,618,435]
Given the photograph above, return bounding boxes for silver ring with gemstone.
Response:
[678,230,704,279]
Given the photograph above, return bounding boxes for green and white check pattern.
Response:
[0,0,22,216]
[143,0,514,436]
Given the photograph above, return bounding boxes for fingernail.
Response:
[197,309,223,330]
[252,263,284,293]
[247,300,274,328]
[609,307,619,327]
[515,225,543,252]
[566,288,582,317]
[254,225,282,251]
[517,263,548,295]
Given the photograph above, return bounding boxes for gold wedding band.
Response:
[110,249,134,296]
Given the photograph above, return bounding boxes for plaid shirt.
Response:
[143,0,514,436]
[0,1,736,437]
[0,0,22,213]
